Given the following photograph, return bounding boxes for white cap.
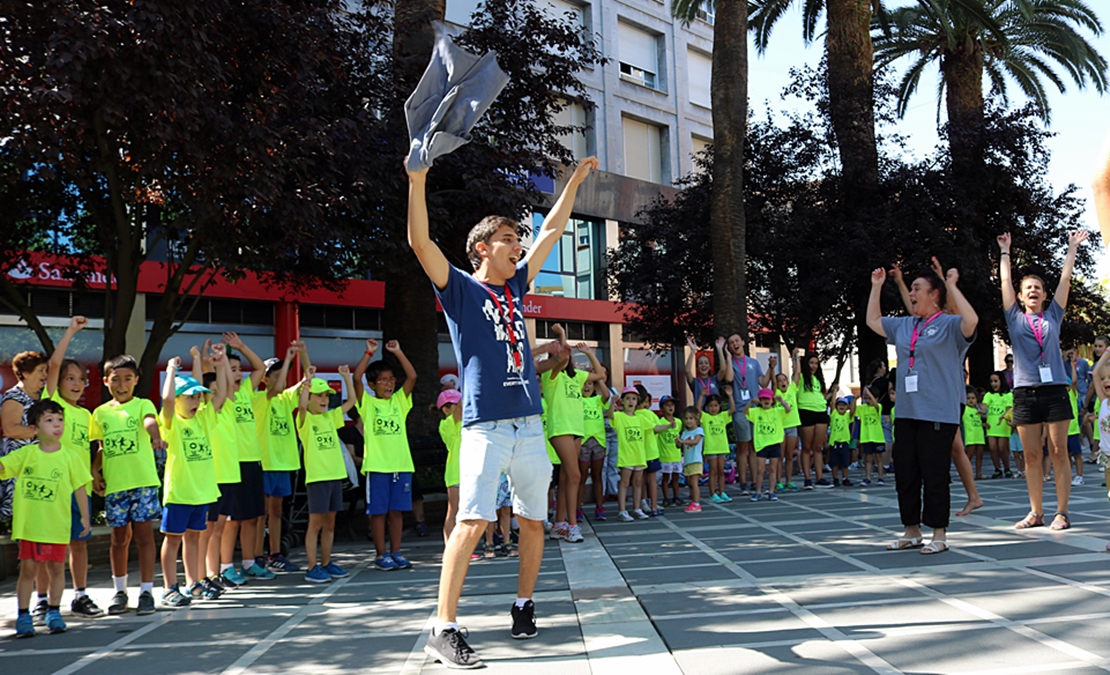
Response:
[440,373,460,390]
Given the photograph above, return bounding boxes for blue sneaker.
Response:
[242,563,276,580]
[375,554,398,571]
[323,562,349,578]
[390,553,412,569]
[267,554,301,573]
[304,565,332,583]
[45,609,66,634]
[15,613,34,638]
[750,492,762,502]
[222,567,248,586]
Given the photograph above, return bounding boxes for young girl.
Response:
[963,386,988,480]
[655,396,683,508]
[983,371,1014,479]
[776,372,801,491]
[609,387,651,521]
[437,390,463,543]
[677,407,704,512]
[744,388,790,501]
[635,385,664,516]
[827,396,855,486]
[579,373,611,521]
[858,387,885,485]
[698,389,735,503]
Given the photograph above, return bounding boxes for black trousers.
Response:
[893,418,957,530]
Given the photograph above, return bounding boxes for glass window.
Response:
[688,50,712,108]
[553,100,588,160]
[529,213,604,299]
[623,117,663,183]
[617,22,659,89]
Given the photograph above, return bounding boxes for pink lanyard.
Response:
[732,357,747,388]
[697,376,712,392]
[909,312,942,371]
[480,283,522,368]
[1024,312,1046,364]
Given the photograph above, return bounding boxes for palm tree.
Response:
[670,0,751,340]
[749,0,881,188]
[873,0,1107,174]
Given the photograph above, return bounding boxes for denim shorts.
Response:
[458,415,551,522]
[1013,385,1073,426]
[105,486,161,528]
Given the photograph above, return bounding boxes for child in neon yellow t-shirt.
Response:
[1,399,91,637]
[580,377,611,522]
[353,340,417,571]
[697,387,736,503]
[297,365,357,583]
[858,387,886,485]
[744,389,790,500]
[608,388,651,521]
[438,388,463,543]
[90,354,164,616]
[655,396,683,509]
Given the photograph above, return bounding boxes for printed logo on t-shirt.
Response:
[71,422,89,447]
[181,426,213,462]
[372,409,402,436]
[563,379,583,400]
[623,426,643,442]
[234,399,254,424]
[480,296,528,386]
[102,431,139,458]
[756,420,777,437]
[311,424,338,451]
[270,415,291,437]
[20,466,59,502]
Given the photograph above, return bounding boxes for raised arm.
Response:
[525,158,598,283]
[576,343,606,383]
[295,340,312,374]
[997,233,1016,311]
[338,365,357,413]
[940,264,978,339]
[891,266,913,314]
[1056,230,1090,310]
[296,366,315,425]
[1094,129,1110,248]
[866,268,888,338]
[725,387,736,415]
[47,315,86,397]
[353,338,379,402]
[684,337,698,387]
[222,332,266,389]
[268,344,296,399]
[714,337,728,380]
[210,345,229,413]
[406,167,450,289]
[385,340,417,397]
[792,348,802,386]
[759,354,776,388]
[161,357,180,428]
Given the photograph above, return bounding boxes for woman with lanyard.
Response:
[867,262,976,554]
[998,231,1089,531]
[685,336,727,404]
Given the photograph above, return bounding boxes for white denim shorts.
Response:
[458,415,552,522]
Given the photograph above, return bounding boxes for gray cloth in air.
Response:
[405,22,510,171]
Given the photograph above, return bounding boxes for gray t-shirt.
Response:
[692,375,720,405]
[1005,300,1068,389]
[727,355,763,405]
[882,314,974,425]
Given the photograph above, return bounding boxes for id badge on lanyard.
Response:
[1026,312,1052,384]
[1039,365,1053,383]
[904,374,919,393]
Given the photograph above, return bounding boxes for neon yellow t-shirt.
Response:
[228,380,261,462]
[657,417,682,463]
[262,387,301,471]
[747,405,786,450]
[636,409,661,461]
[159,404,220,505]
[297,408,347,484]
[1068,389,1080,436]
[612,411,649,468]
[701,410,730,456]
[439,415,462,487]
[797,379,827,412]
[1095,397,1103,441]
[828,409,852,444]
[49,390,92,491]
[780,383,802,428]
[358,390,414,473]
[857,404,885,444]
[983,392,1013,438]
[542,399,560,465]
[90,397,160,495]
[209,404,241,484]
[0,443,91,544]
[541,370,588,438]
[582,395,609,446]
[963,405,986,446]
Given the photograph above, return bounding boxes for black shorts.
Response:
[1012,385,1073,426]
[644,458,662,474]
[206,484,233,522]
[306,479,344,514]
[799,409,830,427]
[225,461,265,521]
[756,445,782,459]
[828,443,851,468]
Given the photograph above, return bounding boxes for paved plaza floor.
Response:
[3,471,1110,674]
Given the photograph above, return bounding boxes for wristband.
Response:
[999,252,1010,257]
[365,350,376,356]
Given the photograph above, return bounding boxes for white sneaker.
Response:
[618,511,633,522]
[633,509,650,520]
[1072,475,1085,486]
[549,521,568,540]
[640,499,650,512]
[543,520,552,534]
[564,525,584,543]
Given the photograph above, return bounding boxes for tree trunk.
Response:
[824,0,878,188]
[855,302,886,385]
[943,46,985,180]
[709,0,749,340]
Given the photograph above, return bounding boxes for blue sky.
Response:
[745,5,1110,277]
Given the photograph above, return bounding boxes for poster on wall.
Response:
[625,375,672,411]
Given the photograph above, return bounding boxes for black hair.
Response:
[28,399,64,427]
[103,354,139,377]
[466,216,521,270]
[634,383,650,406]
[227,353,242,364]
[965,384,978,396]
[366,361,393,385]
[989,370,1011,394]
[865,358,887,383]
[801,352,826,394]
[914,269,948,310]
[704,394,723,407]
[202,372,217,388]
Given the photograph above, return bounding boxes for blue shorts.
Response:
[307,480,343,514]
[105,487,161,529]
[263,470,293,498]
[161,503,209,535]
[366,472,413,515]
[71,493,92,542]
[1068,436,1082,455]
[756,445,781,459]
[644,458,662,474]
[828,443,851,468]
[861,442,885,456]
[1011,431,1023,453]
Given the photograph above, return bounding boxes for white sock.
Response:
[113,575,128,592]
[435,621,459,633]
[74,589,87,599]
[514,597,530,609]
[220,563,233,573]
[140,581,153,594]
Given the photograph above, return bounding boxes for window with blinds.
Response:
[623,117,663,183]
[688,49,712,108]
[617,22,659,89]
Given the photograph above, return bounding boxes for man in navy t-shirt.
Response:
[408,156,597,668]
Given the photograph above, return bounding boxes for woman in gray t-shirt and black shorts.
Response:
[998,231,1089,531]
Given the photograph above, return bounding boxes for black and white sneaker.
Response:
[424,627,483,669]
[107,591,129,615]
[510,600,537,639]
[71,594,105,617]
[32,598,49,625]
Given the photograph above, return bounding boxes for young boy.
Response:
[828,397,856,486]
[2,400,92,637]
[655,396,683,508]
[158,355,227,606]
[635,385,663,516]
[297,366,357,582]
[90,354,164,616]
[1068,355,1085,485]
[610,387,650,521]
[677,406,704,512]
[745,388,791,501]
[354,340,417,571]
[858,387,886,486]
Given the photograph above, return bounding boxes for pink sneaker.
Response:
[684,503,702,513]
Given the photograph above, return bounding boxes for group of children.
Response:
[3,317,429,637]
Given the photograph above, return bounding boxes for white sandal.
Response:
[921,540,949,555]
[886,536,924,551]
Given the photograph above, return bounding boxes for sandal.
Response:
[886,536,924,551]
[921,540,949,555]
[1015,512,1044,529]
[1050,513,1071,530]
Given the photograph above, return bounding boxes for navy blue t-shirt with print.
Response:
[434,261,541,426]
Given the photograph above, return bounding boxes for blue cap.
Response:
[174,376,211,397]
[836,396,852,405]
[659,395,676,405]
